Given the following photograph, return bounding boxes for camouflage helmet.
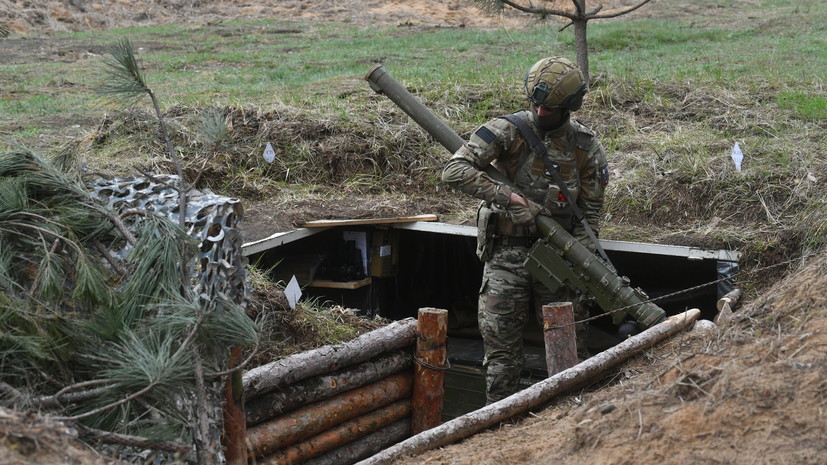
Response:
[524,57,587,111]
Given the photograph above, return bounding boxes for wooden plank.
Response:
[242,227,330,256]
[308,278,372,289]
[302,215,438,228]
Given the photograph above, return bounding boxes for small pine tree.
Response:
[473,0,653,82]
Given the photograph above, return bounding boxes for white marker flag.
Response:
[284,275,302,310]
[263,142,276,163]
[730,142,743,172]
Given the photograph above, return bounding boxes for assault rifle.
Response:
[365,64,666,328]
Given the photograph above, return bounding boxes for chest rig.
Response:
[499,112,578,226]
[498,112,613,267]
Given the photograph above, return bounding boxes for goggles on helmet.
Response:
[530,81,587,111]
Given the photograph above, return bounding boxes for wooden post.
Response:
[221,346,247,464]
[542,302,578,376]
[411,308,447,435]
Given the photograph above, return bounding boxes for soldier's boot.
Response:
[485,362,523,404]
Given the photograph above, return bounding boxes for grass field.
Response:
[1,0,825,268]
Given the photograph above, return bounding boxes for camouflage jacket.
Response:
[442,110,608,240]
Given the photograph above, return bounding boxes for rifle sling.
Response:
[499,113,614,269]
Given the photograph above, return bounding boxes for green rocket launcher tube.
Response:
[365,64,666,328]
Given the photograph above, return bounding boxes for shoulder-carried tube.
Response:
[364,65,665,328]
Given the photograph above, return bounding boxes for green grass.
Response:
[0,0,824,259]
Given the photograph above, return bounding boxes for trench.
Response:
[243,219,740,421]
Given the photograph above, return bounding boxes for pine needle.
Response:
[98,39,150,104]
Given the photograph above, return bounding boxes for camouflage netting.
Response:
[91,174,250,309]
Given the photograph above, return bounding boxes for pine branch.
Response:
[98,39,149,104]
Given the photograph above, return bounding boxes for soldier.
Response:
[442,57,609,403]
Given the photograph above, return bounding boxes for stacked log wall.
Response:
[240,316,430,464]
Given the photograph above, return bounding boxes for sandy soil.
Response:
[1,2,824,465]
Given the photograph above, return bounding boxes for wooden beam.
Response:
[308,278,371,289]
[302,215,438,228]
[243,318,417,399]
[247,372,413,458]
[246,350,413,426]
[258,400,411,465]
[302,419,411,465]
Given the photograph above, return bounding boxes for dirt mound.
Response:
[399,251,827,464]
[1,0,532,35]
[0,408,125,465]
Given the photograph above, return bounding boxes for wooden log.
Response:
[716,288,742,311]
[411,308,447,435]
[542,302,578,376]
[715,288,742,326]
[221,347,247,464]
[259,400,411,465]
[243,318,417,399]
[247,371,413,458]
[355,309,702,465]
[246,350,413,426]
[303,419,411,465]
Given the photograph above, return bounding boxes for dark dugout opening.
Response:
[244,221,739,419]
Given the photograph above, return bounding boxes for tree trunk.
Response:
[303,419,411,465]
[411,308,447,435]
[259,400,411,465]
[246,350,413,426]
[248,371,413,458]
[573,18,590,83]
[355,310,701,465]
[243,318,417,399]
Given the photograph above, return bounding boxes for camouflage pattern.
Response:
[524,56,587,111]
[478,245,573,402]
[442,110,607,238]
[442,109,607,403]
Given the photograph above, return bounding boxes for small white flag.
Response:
[730,142,743,172]
[284,275,302,310]
[263,142,276,163]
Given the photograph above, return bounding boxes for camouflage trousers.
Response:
[479,244,590,404]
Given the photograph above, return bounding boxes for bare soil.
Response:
[1,1,824,465]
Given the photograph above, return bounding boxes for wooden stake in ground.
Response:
[542,302,578,376]
[221,347,247,464]
[355,309,702,465]
[411,308,447,435]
